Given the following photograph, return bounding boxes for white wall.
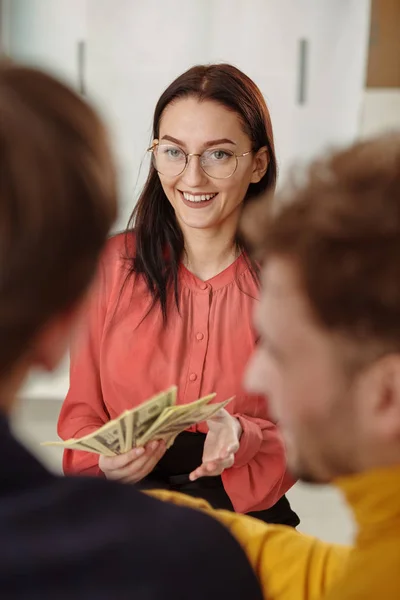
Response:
[291,0,371,164]
[85,0,371,231]
[2,0,86,87]
[203,0,371,169]
[3,0,372,400]
[2,0,372,223]
[360,89,400,137]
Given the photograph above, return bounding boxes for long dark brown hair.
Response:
[126,63,277,320]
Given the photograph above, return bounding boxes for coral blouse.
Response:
[58,233,293,513]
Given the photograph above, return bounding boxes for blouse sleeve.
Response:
[221,413,295,513]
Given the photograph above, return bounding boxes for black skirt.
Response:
[140,431,300,527]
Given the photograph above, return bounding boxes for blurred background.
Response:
[1,0,399,543]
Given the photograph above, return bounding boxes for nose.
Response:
[181,155,208,187]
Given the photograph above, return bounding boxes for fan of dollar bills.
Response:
[42,386,233,456]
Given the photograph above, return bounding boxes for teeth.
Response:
[183,192,216,203]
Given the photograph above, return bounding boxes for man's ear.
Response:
[31,302,86,371]
[358,354,400,440]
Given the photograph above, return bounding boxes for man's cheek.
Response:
[266,394,281,424]
[244,351,266,394]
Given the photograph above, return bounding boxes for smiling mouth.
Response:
[181,191,218,203]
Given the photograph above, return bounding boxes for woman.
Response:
[58,63,299,526]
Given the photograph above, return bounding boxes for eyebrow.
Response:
[161,135,237,148]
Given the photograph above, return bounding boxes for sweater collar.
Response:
[335,464,400,529]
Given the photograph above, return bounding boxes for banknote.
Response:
[162,397,233,449]
[155,394,223,435]
[140,397,233,448]
[135,394,216,446]
[160,399,233,448]
[118,410,134,452]
[89,419,125,455]
[42,387,177,454]
[88,386,177,452]
[42,387,234,456]
[186,397,233,423]
[130,386,177,446]
[41,435,115,457]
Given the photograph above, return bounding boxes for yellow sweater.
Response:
[150,465,400,599]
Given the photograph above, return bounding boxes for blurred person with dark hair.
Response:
[152,132,400,599]
[0,60,264,599]
[58,63,298,526]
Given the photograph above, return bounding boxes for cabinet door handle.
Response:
[297,38,309,105]
[77,40,86,96]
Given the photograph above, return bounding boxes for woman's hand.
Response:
[99,440,166,483]
[189,409,242,481]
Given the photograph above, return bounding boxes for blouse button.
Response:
[199,283,208,290]
[196,332,204,341]
[189,373,197,382]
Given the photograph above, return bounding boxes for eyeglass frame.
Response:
[147,140,253,180]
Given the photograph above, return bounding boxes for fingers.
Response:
[206,408,229,425]
[189,452,235,481]
[226,441,240,455]
[203,440,240,464]
[189,462,217,481]
[99,440,166,482]
[99,447,145,473]
[121,441,166,483]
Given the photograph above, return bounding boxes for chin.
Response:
[286,452,324,485]
[179,215,218,230]
[290,459,333,485]
[296,471,325,485]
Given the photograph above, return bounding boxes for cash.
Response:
[42,386,233,456]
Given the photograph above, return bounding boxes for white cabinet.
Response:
[85,0,370,231]
[84,0,300,229]
[85,0,217,232]
[3,0,371,228]
[290,0,371,165]
[3,0,87,88]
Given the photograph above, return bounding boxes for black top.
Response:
[142,431,300,527]
[0,413,262,600]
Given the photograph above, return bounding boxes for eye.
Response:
[168,148,182,158]
[159,145,185,160]
[209,149,231,161]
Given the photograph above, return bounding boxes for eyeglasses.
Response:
[148,141,252,180]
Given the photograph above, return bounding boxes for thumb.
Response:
[207,408,229,425]
[226,441,240,454]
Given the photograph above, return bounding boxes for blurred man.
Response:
[154,132,400,599]
[0,61,262,599]
[243,132,400,599]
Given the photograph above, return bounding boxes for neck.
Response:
[179,214,241,281]
[182,228,239,281]
[353,435,400,475]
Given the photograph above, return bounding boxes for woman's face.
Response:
[155,97,268,233]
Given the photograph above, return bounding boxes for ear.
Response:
[31,302,86,372]
[358,354,400,439]
[251,147,269,184]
